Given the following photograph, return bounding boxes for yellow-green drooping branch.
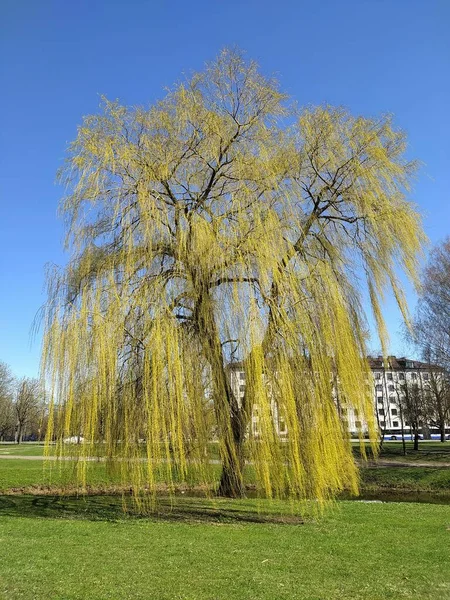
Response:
[41,48,426,511]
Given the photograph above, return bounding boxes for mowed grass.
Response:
[360,467,450,493]
[0,443,47,457]
[1,456,450,496]
[0,448,449,599]
[0,459,124,491]
[0,497,449,600]
[2,440,450,461]
[353,441,450,462]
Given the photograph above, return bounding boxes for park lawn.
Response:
[0,459,121,491]
[361,467,450,492]
[0,443,46,457]
[2,440,450,462]
[1,458,450,497]
[353,441,450,462]
[0,459,224,493]
[0,498,449,600]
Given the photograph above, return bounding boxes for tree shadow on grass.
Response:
[0,494,304,525]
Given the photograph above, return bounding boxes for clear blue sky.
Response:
[1,0,449,378]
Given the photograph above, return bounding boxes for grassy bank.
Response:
[0,498,449,599]
[361,466,450,490]
[1,458,449,499]
[353,441,450,462]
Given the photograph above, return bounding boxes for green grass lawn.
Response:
[360,466,450,493]
[0,459,124,491]
[1,456,450,498]
[1,449,449,599]
[2,440,449,462]
[0,443,47,457]
[353,441,450,462]
[0,498,449,600]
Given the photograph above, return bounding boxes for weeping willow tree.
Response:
[42,49,425,505]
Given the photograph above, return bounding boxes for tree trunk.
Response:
[398,401,406,456]
[414,431,419,451]
[195,287,248,497]
[440,422,446,443]
[16,424,23,444]
[217,434,246,498]
[401,428,406,456]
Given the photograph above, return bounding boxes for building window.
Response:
[392,421,399,428]
[278,417,286,434]
[355,421,362,429]
[423,373,429,380]
[388,385,395,392]
[375,372,381,380]
[239,372,245,380]
[380,421,385,427]
[391,409,398,416]
[389,395,396,403]
[239,385,245,392]
[376,385,383,392]
[387,373,393,380]
[377,399,383,405]
[378,409,385,416]
[399,372,405,380]
[411,373,417,380]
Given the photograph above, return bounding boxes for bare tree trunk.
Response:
[400,420,406,456]
[401,428,406,456]
[398,397,406,456]
[437,403,446,443]
[413,430,419,451]
[439,422,446,443]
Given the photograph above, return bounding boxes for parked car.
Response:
[63,436,85,444]
[383,433,422,441]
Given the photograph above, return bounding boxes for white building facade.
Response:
[229,356,446,439]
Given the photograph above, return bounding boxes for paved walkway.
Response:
[0,454,449,468]
[364,459,450,468]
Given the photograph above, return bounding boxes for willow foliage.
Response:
[42,49,425,507]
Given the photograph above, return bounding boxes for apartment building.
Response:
[229,356,445,438]
[366,355,444,438]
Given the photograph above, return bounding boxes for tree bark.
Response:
[217,431,246,498]
[194,287,248,497]
[16,424,23,444]
[440,423,446,444]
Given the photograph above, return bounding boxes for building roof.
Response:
[228,355,442,372]
[367,355,441,371]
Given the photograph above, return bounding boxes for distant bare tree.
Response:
[14,378,41,444]
[0,361,15,440]
[413,238,450,370]
[398,381,427,451]
[423,363,450,443]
